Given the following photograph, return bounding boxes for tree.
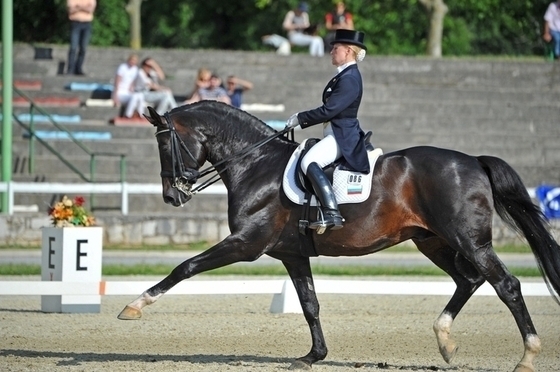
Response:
[126,0,143,49]
[419,0,449,57]
[8,0,552,57]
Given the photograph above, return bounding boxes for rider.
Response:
[285,29,370,231]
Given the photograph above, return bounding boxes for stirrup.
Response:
[309,209,344,234]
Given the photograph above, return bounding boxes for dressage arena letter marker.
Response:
[76,239,88,271]
[48,237,56,269]
[41,227,103,313]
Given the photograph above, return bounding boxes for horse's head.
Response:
[145,106,206,207]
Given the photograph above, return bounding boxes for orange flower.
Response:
[48,195,95,227]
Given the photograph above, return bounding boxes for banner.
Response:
[535,185,560,219]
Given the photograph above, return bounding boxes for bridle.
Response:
[155,112,292,201]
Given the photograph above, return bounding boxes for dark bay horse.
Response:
[118,101,560,372]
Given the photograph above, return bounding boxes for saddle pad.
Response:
[282,139,383,206]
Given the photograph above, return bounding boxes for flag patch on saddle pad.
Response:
[347,183,363,195]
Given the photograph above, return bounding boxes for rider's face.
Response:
[331,44,350,67]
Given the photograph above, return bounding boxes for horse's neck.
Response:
[204,131,292,190]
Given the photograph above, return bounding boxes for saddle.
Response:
[282,132,383,253]
[282,132,383,207]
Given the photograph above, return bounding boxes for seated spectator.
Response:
[544,0,560,59]
[225,75,253,108]
[112,53,145,118]
[184,67,212,104]
[262,34,292,55]
[135,57,177,114]
[192,73,231,105]
[282,2,324,57]
[324,2,354,52]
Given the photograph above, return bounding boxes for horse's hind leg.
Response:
[281,256,327,370]
[460,241,541,372]
[414,237,485,364]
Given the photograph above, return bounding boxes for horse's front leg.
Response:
[117,235,265,320]
[282,257,327,370]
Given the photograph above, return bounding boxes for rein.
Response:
[156,112,292,198]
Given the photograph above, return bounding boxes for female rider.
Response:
[285,29,369,231]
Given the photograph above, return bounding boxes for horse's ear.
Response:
[143,106,162,127]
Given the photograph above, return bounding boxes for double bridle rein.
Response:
[155,112,292,201]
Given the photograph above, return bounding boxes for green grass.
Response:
[0,241,533,253]
[0,241,538,277]
[0,263,542,277]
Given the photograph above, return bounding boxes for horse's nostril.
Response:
[164,195,175,204]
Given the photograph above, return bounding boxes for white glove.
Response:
[286,113,300,129]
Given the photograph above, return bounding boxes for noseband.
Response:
[155,112,293,200]
[155,113,201,200]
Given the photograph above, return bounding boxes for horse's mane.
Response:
[171,101,293,146]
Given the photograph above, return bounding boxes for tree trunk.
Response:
[419,0,448,57]
[126,0,143,50]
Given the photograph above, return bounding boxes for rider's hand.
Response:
[285,113,300,130]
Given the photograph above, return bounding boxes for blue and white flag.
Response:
[535,185,560,219]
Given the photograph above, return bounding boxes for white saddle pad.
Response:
[282,139,383,206]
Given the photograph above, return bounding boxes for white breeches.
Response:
[300,129,341,175]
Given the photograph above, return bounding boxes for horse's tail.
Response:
[477,155,560,304]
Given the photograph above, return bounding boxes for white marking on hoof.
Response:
[433,312,458,364]
[129,291,162,310]
[514,334,541,372]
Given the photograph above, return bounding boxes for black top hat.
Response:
[330,29,367,51]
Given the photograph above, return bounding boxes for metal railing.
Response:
[0,181,227,215]
[11,87,127,183]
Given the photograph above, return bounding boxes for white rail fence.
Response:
[0,279,550,313]
[0,182,228,215]
[0,181,536,216]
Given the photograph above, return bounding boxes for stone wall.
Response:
[1,212,558,248]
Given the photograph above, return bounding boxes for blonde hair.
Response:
[348,45,366,62]
[197,67,211,81]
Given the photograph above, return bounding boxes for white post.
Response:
[41,226,103,313]
[269,280,303,314]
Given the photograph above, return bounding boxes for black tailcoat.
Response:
[297,64,370,173]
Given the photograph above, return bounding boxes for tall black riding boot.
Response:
[306,162,344,231]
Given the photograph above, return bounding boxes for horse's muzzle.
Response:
[163,177,193,206]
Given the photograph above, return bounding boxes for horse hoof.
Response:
[513,362,535,372]
[288,360,312,370]
[117,305,142,320]
[439,344,459,364]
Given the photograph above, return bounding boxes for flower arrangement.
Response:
[48,195,96,227]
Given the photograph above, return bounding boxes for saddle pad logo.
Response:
[347,174,363,195]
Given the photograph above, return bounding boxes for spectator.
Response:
[184,67,212,104]
[112,53,145,118]
[262,34,292,56]
[198,74,231,104]
[282,2,324,57]
[225,75,253,108]
[66,0,96,75]
[324,2,354,52]
[544,0,560,59]
[135,57,177,114]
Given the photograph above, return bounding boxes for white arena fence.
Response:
[0,181,228,215]
[0,279,550,313]
[0,182,536,216]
